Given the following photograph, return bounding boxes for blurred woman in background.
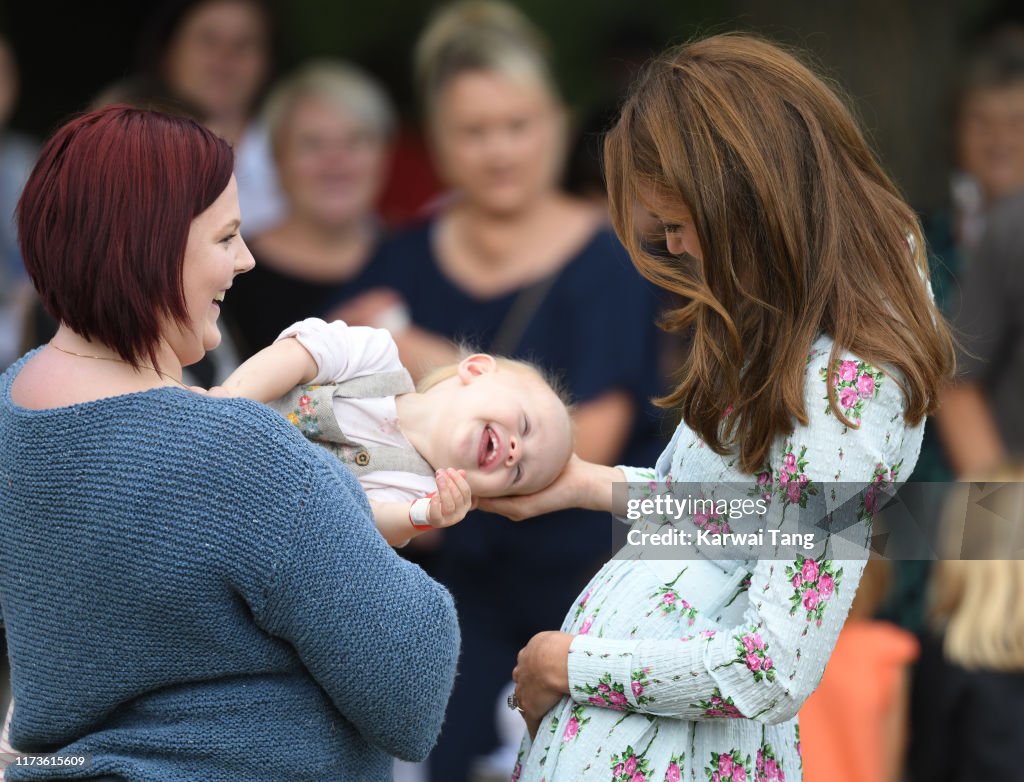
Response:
[908,475,1024,782]
[332,2,665,779]
[909,557,1024,781]
[141,0,283,233]
[224,60,395,358]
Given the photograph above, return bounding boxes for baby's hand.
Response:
[428,468,475,528]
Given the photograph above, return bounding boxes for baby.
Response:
[219,318,575,546]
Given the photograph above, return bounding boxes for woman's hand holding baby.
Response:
[480,455,625,520]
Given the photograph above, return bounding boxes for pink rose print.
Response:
[857,373,875,398]
[735,631,775,682]
[786,554,843,624]
[820,358,884,427]
[839,386,859,408]
[864,487,878,513]
[707,750,752,782]
[577,670,654,712]
[756,744,786,782]
[803,588,819,610]
[573,589,592,621]
[562,716,579,742]
[665,760,682,782]
[610,741,651,777]
[801,559,819,582]
[776,444,816,507]
[858,461,903,523]
[786,481,802,504]
[559,705,591,744]
[694,689,745,718]
[818,572,834,598]
[651,584,699,625]
[579,616,594,635]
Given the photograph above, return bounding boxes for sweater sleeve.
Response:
[256,448,461,761]
[567,354,908,724]
[276,317,403,385]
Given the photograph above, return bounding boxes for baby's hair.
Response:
[417,348,573,413]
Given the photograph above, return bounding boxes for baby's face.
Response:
[443,366,572,498]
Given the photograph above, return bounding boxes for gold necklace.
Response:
[50,343,190,390]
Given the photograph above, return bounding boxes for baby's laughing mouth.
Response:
[478,425,503,469]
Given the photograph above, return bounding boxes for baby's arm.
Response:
[218,338,318,402]
[371,468,475,547]
[217,318,400,402]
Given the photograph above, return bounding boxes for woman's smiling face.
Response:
[165,175,254,366]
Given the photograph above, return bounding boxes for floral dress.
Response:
[513,335,922,782]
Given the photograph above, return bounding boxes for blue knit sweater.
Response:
[0,351,461,781]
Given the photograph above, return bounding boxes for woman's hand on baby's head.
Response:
[428,468,476,528]
[479,454,591,521]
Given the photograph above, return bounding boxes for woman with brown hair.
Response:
[488,33,955,782]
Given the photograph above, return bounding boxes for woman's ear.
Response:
[457,353,497,383]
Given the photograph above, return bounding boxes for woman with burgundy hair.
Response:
[0,105,458,780]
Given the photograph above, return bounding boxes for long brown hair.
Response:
[605,33,955,473]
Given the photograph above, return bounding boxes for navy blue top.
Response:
[341,220,668,569]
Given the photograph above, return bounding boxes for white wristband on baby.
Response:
[409,496,433,529]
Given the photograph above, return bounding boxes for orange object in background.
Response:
[800,619,919,782]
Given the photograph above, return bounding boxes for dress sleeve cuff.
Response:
[613,465,658,526]
[567,635,640,710]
